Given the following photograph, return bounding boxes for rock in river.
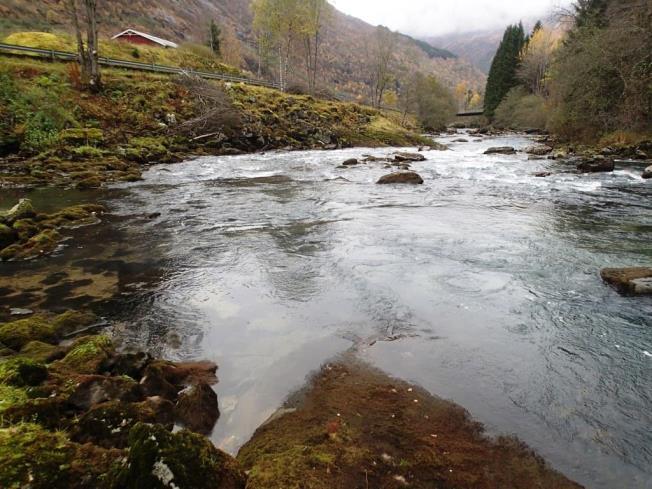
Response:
[600,267,652,296]
[393,152,426,162]
[342,158,359,166]
[484,146,516,155]
[642,165,652,179]
[377,172,424,185]
[525,145,553,155]
[577,157,615,173]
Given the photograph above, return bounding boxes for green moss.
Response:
[11,219,38,240]
[51,311,98,337]
[0,384,28,414]
[0,423,74,489]
[0,357,47,387]
[58,128,104,145]
[70,145,105,159]
[0,316,56,350]
[110,422,246,489]
[53,335,113,375]
[19,341,59,363]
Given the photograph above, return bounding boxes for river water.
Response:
[5,133,651,488]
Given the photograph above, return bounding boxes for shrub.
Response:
[494,86,548,130]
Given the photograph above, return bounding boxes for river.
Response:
[2,132,651,488]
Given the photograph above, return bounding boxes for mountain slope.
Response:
[425,30,503,74]
[0,0,486,97]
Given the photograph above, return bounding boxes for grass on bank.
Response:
[3,31,241,76]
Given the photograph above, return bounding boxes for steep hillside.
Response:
[425,30,503,74]
[0,0,486,97]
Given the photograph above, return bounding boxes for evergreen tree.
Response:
[484,23,526,118]
[573,0,609,28]
[208,20,221,55]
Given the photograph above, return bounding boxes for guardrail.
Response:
[0,42,281,89]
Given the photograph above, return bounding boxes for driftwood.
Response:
[173,74,241,138]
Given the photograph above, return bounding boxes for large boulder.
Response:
[111,423,246,489]
[577,157,615,173]
[642,165,652,179]
[174,382,220,434]
[484,146,516,155]
[600,267,652,296]
[68,375,142,410]
[393,152,426,162]
[72,398,175,448]
[377,172,424,185]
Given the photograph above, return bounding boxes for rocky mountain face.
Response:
[1,0,485,98]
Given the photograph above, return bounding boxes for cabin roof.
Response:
[111,29,179,48]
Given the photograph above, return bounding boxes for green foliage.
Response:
[484,23,526,118]
[494,86,548,130]
[407,74,457,131]
[0,70,78,153]
[547,0,652,140]
[208,20,221,55]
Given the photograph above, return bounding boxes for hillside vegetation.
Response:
[486,0,651,144]
[0,55,428,188]
[0,0,486,102]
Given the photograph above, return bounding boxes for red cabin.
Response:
[111,29,178,49]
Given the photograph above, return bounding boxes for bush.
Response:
[412,74,457,131]
[494,86,548,130]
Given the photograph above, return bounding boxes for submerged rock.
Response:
[577,157,615,173]
[534,172,552,178]
[377,172,424,185]
[642,165,652,179]
[484,146,516,155]
[600,267,652,296]
[238,359,582,489]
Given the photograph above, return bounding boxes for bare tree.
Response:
[67,0,101,92]
[365,26,397,107]
[300,0,331,94]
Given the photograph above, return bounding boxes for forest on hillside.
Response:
[485,0,651,142]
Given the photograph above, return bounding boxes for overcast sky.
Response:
[330,0,572,37]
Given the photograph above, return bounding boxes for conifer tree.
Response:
[484,23,526,118]
[208,20,221,56]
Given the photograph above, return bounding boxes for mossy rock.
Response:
[11,219,38,241]
[0,423,75,488]
[53,335,114,375]
[0,316,57,350]
[110,422,246,489]
[0,357,48,387]
[0,384,28,414]
[124,137,170,163]
[72,398,174,449]
[19,340,63,363]
[0,223,17,249]
[0,229,62,261]
[51,310,99,337]
[0,199,36,225]
[2,397,73,430]
[58,128,104,145]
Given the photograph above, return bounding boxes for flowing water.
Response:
[4,133,651,488]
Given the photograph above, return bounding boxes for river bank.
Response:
[0,56,429,189]
[1,127,650,488]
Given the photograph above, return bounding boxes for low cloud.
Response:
[330,0,572,37]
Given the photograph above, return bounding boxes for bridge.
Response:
[456,110,485,117]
